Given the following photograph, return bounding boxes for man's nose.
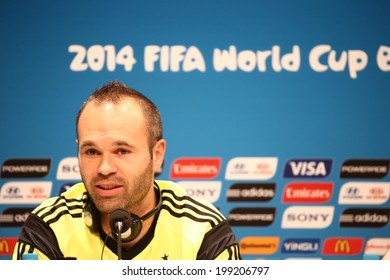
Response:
[98,155,117,176]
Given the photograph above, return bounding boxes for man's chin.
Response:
[94,199,124,214]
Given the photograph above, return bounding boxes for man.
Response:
[13,80,241,260]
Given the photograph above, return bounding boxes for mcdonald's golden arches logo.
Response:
[322,237,364,255]
[0,238,18,256]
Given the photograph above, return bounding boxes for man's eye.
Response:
[118,149,130,155]
[86,149,98,156]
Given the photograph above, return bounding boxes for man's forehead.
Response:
[81,98,143,116]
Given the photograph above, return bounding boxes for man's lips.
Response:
[96,184,123,190]
[93,184,124,198]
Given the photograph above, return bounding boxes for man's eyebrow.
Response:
[114,141,135,148]
[79,141,95,150]
[79,140,135,149]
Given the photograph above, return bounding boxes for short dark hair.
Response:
[76,80,163,151]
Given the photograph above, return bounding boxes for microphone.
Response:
[106,183,163,259]
[109,208,132,260]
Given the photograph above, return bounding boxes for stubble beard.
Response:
[84,160,155,214]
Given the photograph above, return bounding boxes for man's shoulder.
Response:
[154,181,240,260]
[156,180,226,225]
[157,180,217,206]
[156,180,186,195]
[32,182,87,217]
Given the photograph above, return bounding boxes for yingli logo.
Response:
[170,158,221,179]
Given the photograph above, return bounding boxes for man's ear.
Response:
[153,139,166,175]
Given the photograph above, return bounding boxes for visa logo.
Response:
[283,159,332,178]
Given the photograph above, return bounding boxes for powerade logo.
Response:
[282,238,320,254]
[227,207,276,227]
[339,208,390,228]
[1,158,51,178]
[340,159,390,179]
[283,159,332,178]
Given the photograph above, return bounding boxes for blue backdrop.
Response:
[1,0,389,260]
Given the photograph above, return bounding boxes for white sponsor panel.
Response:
[364,238,390,256]
[56,157,81,180]
[338,182,390,204]
[281,206,334,229]
[0,181,52,204]
[176,181,222,203]
[225,157,278,180]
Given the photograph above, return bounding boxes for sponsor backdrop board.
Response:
[1,0,390,260]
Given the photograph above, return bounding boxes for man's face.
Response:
[77,98,157,214]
